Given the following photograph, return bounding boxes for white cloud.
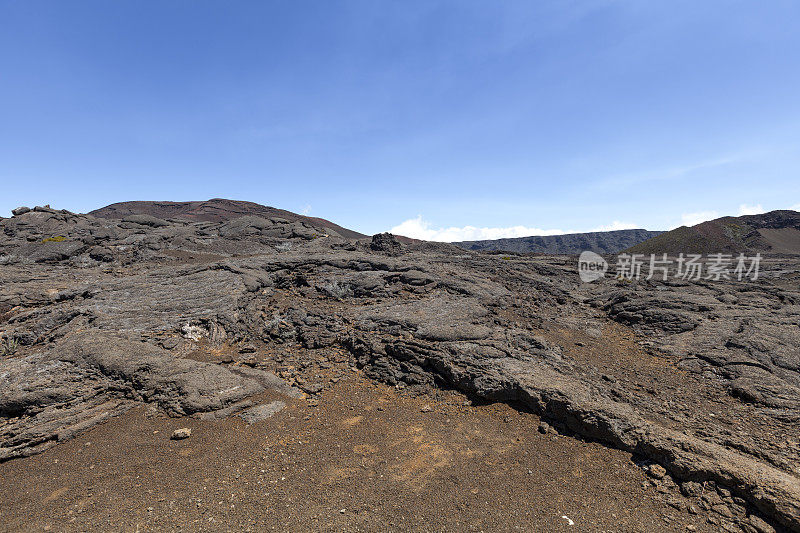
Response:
[790,203,800,212]
[389,215,565,242]
[737,203,764,216]
[590,220,639,232]
[300,204,312,215]
[388,216,643,242]
[679,211,719,227]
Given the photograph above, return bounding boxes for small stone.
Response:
[647,464,667,479]
[300,382,324,394]
[686,526,696,532]
[680,481,703,497]
[420,405,432,413]
[171,428,191,440]
[538,422,551,434]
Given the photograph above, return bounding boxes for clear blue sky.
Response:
[2,1,799,239]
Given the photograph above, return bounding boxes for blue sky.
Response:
[1,1,799,239]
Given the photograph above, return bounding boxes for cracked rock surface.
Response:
[1,207,799,531]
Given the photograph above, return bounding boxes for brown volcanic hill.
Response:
[627,209,800,255]
[89,198,366,239]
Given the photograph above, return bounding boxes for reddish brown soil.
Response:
[0,372,713,532]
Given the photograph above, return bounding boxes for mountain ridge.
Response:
[627,209,800,255]
[452,228,664,255]
[89,198,366,240]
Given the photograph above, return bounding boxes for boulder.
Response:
[370,233,403,254]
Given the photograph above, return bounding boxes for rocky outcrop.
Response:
[0,333,267,460]
[370,232,404,255]
[1,207,799,530]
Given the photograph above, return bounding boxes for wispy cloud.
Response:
[737,203,764,216]
[597,154,748,189]
[389,216,641,242]
[300,204,312,215]
[790,203,800,212]
[679,211,719,227]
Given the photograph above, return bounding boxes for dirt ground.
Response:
[0,371,714,532]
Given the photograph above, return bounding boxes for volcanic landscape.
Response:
[1,200,799,532]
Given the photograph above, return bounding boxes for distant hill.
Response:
[89,198,366,239]
[627,210,800,255]
[452,229,664,255]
